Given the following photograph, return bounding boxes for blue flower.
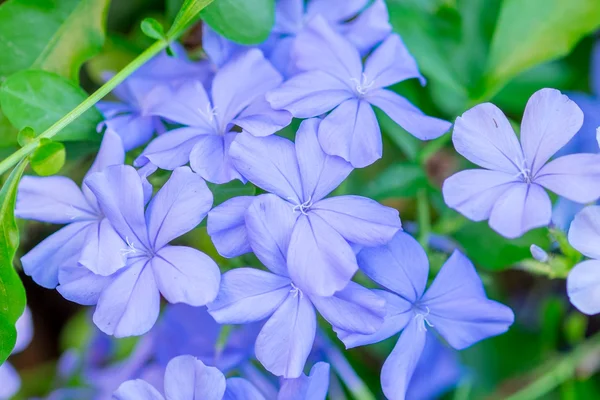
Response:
[339,232,514,400]
[266,16,450,167]
[208,118,402,296]
[57,165,220,337]
[443,88,600,239]
[16,131,126,287]
[135,49,291,184]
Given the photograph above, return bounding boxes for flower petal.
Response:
[153,246,220,306]
[190,132,243,184]
[230,132,302,202]
[164,355,226,400]
[0,362,20,399]
[16,176,95,224]
[567,260,600,315]
[521,88,584,175]
[488,183,551,239]
[146,167,213,249]
[208,268,291,324]
[288,214,358,297]
[357,232,428,302]
[534,154,600,203]
[442,169,519,222]
[134,128,203,170]
[278,362,330,400]
[224,378,266,400]
[367,89,450,141]
[422,250,515,350]
[451,102,524,174]
[363,33,424,88]
[318,99,382,168]
[568,205,600,259]
[85,129,126,178]
[113,380,164,400]
[93,259,160,337]
[57,264,112,306]
[232,96,292,137]
[100,115,156,152]
[21,221,94,288]
[381,319,426,400]
[245,194,298,276]
[265,71,354,118]
[342,0,392,55]
[255,292,317,378]
[207,196,254,258]
[311,281,385,334]
[294,15,362,83]
[295,118,352,202]
[313,195,401,247]
[78,218,127,276]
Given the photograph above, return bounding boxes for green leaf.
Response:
[0,160,28,364]
[362,163,429,201]
[17,127,35,147]
[208,180,256,207]
[0,107,18,148]
[0,0,111,82]
[485,0,600,97]
[167,0,214,39]
[200,0,275,44]
[453,221,551,270]
[141,17,166,40]
[0,70,102,142]
[30,140,66,176]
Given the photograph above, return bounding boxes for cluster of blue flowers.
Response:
[13,0,600,399]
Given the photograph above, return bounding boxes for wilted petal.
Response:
[567,260,600,315]
[113,380,164,400]
[451,102,524,174]
[313,195,401,247]
[294,15,362,82]
[230,132,302,202]
[153,246,220,306]
[265,71,354,118]
[208,268,291,324]
[363,33,424,88]
[535,154,600,203]
[568,205,600,259]
[190,132,243,184]
[164,355,226,400]
[79,218,127,276]
[255,293,317,378]
[311,282,385,334]
[245,194,298,276]
[368,89,450,141]
[422,251,515,350]
[57,264,112,306]
[212,49,283,129]
[288,214,357,297]
[278,362,330,400]
[342,0,392,55]
[135,128,203,170]
[442,169,519,222]
[336,290,412,349]
[381,319,426,400]
[224,378,265,400]
[207,196,254,258]
[146,167,213,249]
[488,183,551,239]
[318,99,381,168]
[357,232,428,302]
[93,259,160,337]
[21,221,94,288]
[521,88,584,175]
[295,118,352,202]
[16,176,96,224]
[233,96,292,136]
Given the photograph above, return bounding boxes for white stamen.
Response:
[198,104,218,123]
[414,306,434,332]
[120,236,137,256]
[290,283,303,299]
[66,204,79,220]
[350,73,375,95]
[288,196,313,215]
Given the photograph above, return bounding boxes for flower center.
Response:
[198,104,219,124]
[290,283,304,299]
[120,236,138,257]
[289,196,313,215]
[412,304,434,332]
[350,73,375,96]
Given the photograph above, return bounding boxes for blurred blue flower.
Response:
[0,308,33,400]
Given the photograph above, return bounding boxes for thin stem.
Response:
[0,40,169,176]
[502,330,600,400]
[417,188,431,251]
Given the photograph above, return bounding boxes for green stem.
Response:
[417,188,431,251]
[503,330,600,400]
[0,40,169,176]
